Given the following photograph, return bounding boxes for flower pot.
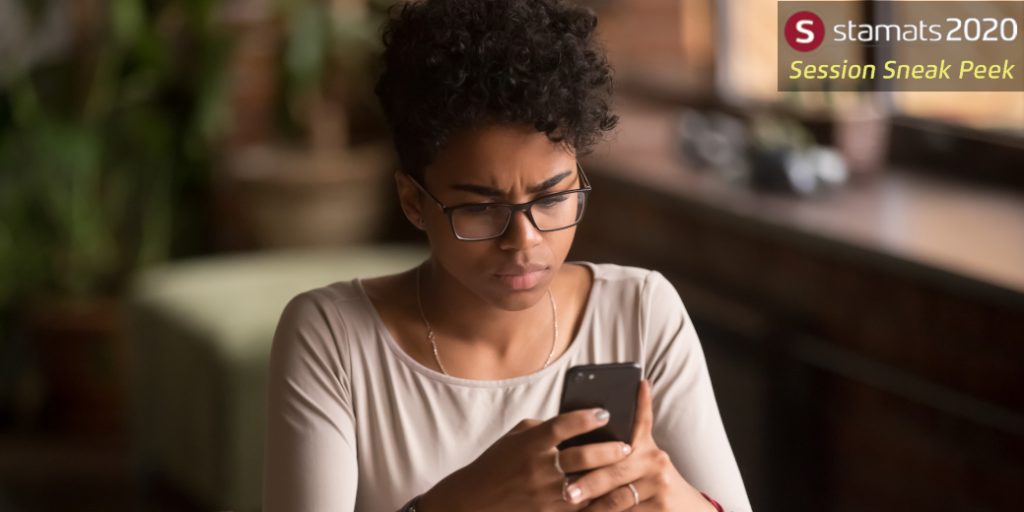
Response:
[25,296,126,434]
[219,141,395,248]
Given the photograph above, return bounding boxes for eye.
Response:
[537,195,568,207]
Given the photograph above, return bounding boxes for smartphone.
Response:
[556,362,641,477]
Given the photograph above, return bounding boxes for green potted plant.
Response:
[0,0,230,432]
[218,0,400,249]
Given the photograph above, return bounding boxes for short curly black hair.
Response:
[373,0,618,180]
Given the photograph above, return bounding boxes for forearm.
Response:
[412,471,466,512]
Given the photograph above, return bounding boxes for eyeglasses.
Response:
[408,162,592,241]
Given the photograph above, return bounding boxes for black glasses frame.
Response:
[408,162,593,241]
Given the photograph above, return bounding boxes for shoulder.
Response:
[574,261,686,333]
[579,261,651,284]
[270,279,378,380]
[581,261,690,334]
[280,278,364,315]
[274,279,372,343]
[577,261,676,306]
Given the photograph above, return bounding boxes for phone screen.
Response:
[556,362,641,473]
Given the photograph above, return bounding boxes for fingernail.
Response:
[567,484,582,502]
[622,443,632,454]
[594,408,609,422]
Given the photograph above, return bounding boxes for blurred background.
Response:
[0,0,1020,511]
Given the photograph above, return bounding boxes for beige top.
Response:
[262,261,753,511]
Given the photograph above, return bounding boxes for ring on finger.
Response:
[627,482,639,505]
[553,450,565,476]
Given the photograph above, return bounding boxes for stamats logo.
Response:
[785,10,825,51]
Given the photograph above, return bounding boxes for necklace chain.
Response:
[415,264,557,376]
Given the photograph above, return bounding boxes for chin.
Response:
[487,280,551,309]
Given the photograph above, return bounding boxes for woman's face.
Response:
[397,123,581,311]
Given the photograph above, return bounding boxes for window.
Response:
[592,0,1023,134]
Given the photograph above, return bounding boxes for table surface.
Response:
[585,97,1024,306]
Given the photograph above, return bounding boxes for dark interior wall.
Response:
[568,163,1024,512]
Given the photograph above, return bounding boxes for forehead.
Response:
[426,124,575,187]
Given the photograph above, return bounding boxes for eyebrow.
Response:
[449,170,574,197]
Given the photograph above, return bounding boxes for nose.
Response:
[498,208,543,249]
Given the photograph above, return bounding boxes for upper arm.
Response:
[263,290,358,512]
[640,271,754,512]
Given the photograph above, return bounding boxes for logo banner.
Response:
[778,1,1024,91]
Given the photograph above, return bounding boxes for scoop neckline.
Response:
[353,261,600,388]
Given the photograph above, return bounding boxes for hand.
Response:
[566,380,716,511]
[418,407,633,512]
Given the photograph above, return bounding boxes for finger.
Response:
[580,479,650,512]
[546,478,595,511]
[630,379,654,446]
[561,457,645,506]
[554,495,595,512]
[556,440,633,474]
[579,487,636,512]
[531,407,610,450]
[534,473,591,511]
[509,418,543,435]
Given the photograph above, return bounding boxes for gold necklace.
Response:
[415,264,557,376]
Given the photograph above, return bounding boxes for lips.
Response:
[495,263,548,276]
[494,263,549,291]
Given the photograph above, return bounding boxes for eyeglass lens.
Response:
[450,191,587,239]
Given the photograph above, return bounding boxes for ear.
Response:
[394,170,426,230]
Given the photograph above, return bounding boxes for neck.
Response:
[417,258,554,359]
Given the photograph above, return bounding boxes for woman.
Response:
[262,0,752,510]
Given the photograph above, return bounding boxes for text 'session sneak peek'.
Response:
[778,1,1024,92]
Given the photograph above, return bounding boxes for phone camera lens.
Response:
[588,374,595,380]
